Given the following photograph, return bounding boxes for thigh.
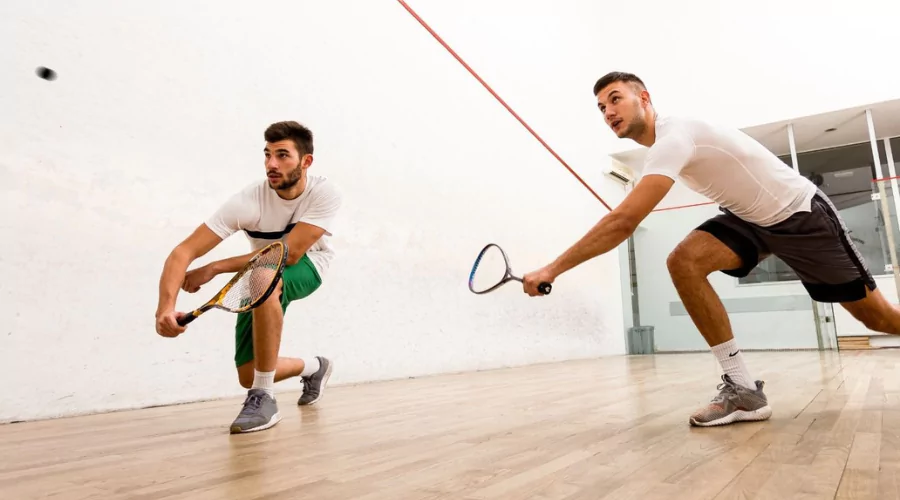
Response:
[840,284,889,324]
[692,212,769,277]
[280,254,323,305]
[761,193,876,303]
[232,255,323,367]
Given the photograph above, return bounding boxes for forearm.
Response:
[208,251,256,274]
[549,214,635,277]
[156,248,193,315]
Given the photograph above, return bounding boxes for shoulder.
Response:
[657,115,753,149]
[654,115,699,141]
[648,116,696,156]
[307,175,342,204]
[224,180,265,209]
[213,181,267,220]
[205,180,264,236]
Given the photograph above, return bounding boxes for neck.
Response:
[276,174,307,200]
[633,111,658,148]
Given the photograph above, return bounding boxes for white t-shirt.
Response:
[205,174,342,278]
[642,115,817,227]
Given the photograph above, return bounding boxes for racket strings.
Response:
[469,245,509,293]
[222,246,285,311]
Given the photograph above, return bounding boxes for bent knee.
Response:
[259,280,284,306]
[667,244,706,280]
[668,231,745,280]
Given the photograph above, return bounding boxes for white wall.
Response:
[0,1,631,423]
[595,0,900,157]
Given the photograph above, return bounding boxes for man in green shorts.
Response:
[155,120,342,434]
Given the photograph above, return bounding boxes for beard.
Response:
[616,102,647,138]
[619,115,646,139]
[268,163,303,191]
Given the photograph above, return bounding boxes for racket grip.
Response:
[177,312,197,327]
[538,282,552,295]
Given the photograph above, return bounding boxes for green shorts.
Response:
[234,253,322,367]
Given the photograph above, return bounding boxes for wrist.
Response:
[156,304,174,317]
[546,261,565,280]
[206,261,222,275]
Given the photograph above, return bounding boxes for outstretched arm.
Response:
[522,174,674,295]
[155,224,223,336]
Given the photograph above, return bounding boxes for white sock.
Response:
[300,357,320,378]
[710,339,755,390]
[251,369,276,397]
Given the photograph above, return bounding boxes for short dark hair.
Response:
[592,71,647,97]
[264,121,314,155]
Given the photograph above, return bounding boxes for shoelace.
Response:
[711,376,738,403]
[240,393,264,414]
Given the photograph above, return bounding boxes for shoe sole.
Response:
[689,405,772,427]
[230,412,282,434]
[299,360,333,406]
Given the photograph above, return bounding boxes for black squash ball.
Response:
[36,67,57,81]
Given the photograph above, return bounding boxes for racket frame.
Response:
[177,240,289,326]
[468,243,552,295]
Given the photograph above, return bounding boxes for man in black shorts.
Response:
[522,71,900,426]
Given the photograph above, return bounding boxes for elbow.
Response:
[608,212,639,238]
[286,250,305,266]
[168,244,194,264]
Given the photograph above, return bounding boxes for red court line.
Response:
[395,0,612,211]
[651,201,716,212]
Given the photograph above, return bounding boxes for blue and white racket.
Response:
[468,243,551,295]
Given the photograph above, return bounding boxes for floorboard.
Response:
[2,350,899,499]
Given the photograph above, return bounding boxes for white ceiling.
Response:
[611,98,900,175]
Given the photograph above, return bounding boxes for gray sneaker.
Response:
[230,389,281,434]
[298,356,333,406]
[689,374,772,427]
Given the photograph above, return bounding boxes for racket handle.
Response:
[177,312,198,327]
[538,282,552,295]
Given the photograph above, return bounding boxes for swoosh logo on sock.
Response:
[728,351,739,357]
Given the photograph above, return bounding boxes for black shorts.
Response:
[696,190,877,303]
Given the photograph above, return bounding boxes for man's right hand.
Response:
[156,310,187,338]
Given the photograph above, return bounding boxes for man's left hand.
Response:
[182,264,217,293]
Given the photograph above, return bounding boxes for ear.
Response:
[301,154,314,169]
[640,90,652,106]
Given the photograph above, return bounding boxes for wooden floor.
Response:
[3,350,900,499]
